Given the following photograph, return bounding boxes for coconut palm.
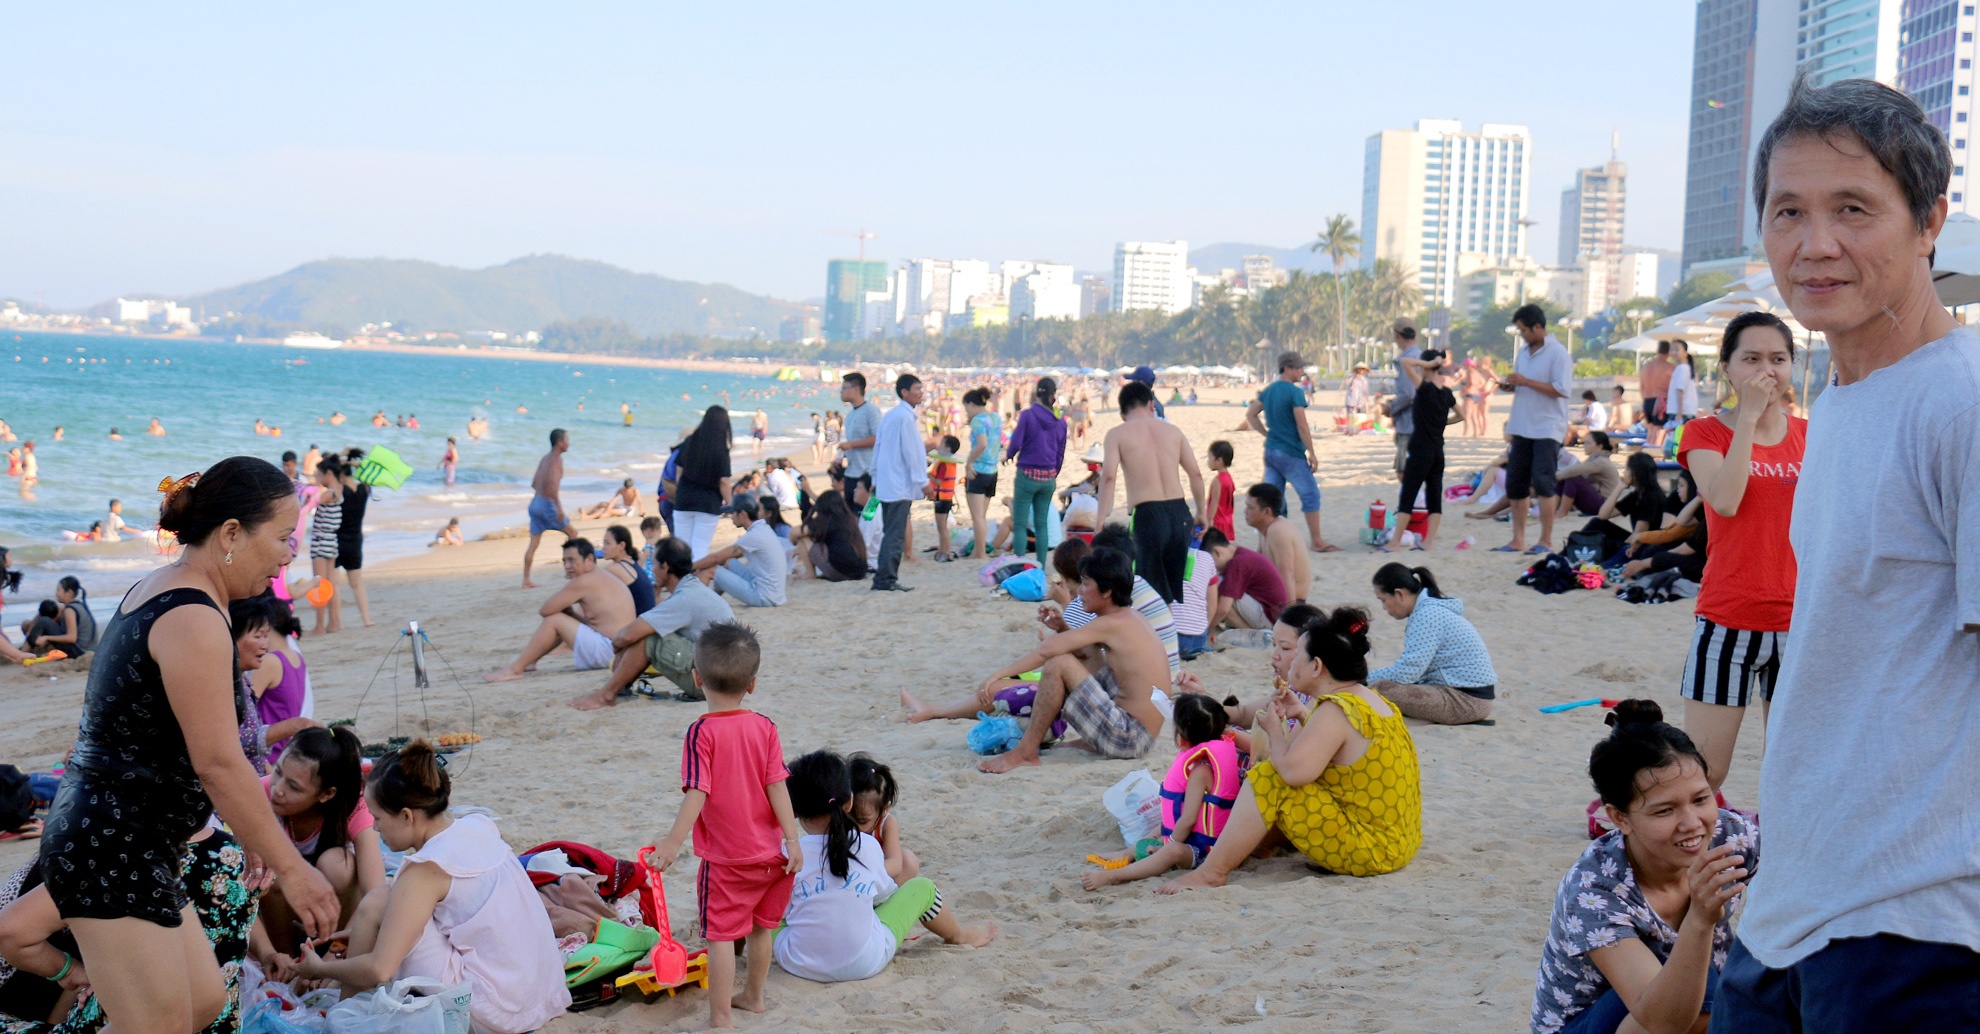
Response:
[1311,214,1361,370]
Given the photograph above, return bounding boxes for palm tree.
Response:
[1311,214,1361,373]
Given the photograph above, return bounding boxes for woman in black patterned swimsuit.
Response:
[37,457,339,1034]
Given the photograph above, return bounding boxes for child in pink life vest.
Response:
[1081,694,1243,889]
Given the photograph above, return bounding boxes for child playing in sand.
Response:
[772,750,996,983]
[1082,694,1241,889]
[431,518,464,547]
[928,436,960,561]
[849,754,919,880]
[1205,440,1237,539]
[646,622,803,1028]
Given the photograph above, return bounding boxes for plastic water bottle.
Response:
[1456,535,1475,550]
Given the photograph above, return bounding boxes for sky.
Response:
[0,2,1697,308]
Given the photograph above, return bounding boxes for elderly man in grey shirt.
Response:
[1386,317,1423,480]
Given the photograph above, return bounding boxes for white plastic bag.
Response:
[1103,769,1163,848]
[325,977,471,1034]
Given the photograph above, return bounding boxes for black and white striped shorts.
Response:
[1679,617,1783,708]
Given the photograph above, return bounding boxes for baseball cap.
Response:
[1128,365,1157,386]
[1391,316,1417,334]
[724,495,760,518]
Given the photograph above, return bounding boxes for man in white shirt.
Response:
[693,495,787,608]
[1711,75,1980,1032]
[1496,304,1572,555]
[870,374,931,592]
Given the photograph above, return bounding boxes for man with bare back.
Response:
[484,537,637,682]
[1095,380,1206,605]
[523,428,571,588]
[969,547,1169,773]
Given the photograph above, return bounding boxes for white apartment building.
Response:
[1362,120,1533,307]
[1616,251,1663,303]
[947,260,993,316]
[1112,240,1193,315]
[1009,263,1079,321]
[1559,156,1627,312]
[115,298,194,327]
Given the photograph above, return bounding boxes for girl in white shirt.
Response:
[773,751,996,983]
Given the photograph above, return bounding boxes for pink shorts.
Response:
[697,859,793,941]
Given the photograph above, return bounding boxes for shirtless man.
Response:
[969,547,1169,773]
[146,417,166,436]
[1243,483,1310,605]
[484,537,636,682]
[580,479,642,520]
[1096,380,1206,605]
[522,428,572,588]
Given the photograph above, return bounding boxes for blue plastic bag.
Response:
[1001,567,1047,602]
[243,998,322,1034]
[966,712,1025,755]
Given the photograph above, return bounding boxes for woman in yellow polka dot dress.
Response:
[1162,606,1422,890]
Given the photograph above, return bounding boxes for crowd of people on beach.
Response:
[1,75,1976,1034]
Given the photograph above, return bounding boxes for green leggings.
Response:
[874,876,942,941]
[1011,474,1056,569]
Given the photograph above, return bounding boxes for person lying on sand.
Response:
[579,479,642,520]
[908,547,1168,774]
[483,537,635,682]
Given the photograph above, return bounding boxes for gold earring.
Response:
[224,552,233,565]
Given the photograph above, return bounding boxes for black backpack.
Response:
[0,765,32,833]
[1518,553,1580,595]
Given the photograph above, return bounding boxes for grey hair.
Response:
[1753,71,1951,233]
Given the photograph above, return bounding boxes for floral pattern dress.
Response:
[1529,809,1760,1034]
[0,830,257,1034]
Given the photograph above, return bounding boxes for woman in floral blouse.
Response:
[1530,699,1758,1034]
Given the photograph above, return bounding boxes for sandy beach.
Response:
[0,384,1755,1032]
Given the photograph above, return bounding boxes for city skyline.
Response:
[2,4,1693,310]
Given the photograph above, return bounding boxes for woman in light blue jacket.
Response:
[1368,563,1497,725]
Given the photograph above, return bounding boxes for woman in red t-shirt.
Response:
[1675,311,1807,792]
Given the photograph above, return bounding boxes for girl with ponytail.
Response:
[1367,562,1499,725]
[252,726,384,969]
[1530,700,1757,1034]
[1163,606,1422,891]
[294,741,571,1031]
[773,750,996,983]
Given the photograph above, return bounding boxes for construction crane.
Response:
[829,228,878,261]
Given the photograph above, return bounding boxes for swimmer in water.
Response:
[146,417,166,436]
[106,428,122,440]
[329,411,346,425]
[51,426,62,441]
[516,405,527,415]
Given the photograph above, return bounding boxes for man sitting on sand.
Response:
[966,547,1169,774]
[1242,484,1308,606]
[580,478,642,520]
[485,537,636,682]
[571,538,734,709]
[692,495,787,607]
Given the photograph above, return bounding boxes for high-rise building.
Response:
[1361,120,1532,307]
[1680,0,1761,277]
[947,260,993,316]
[823,259,888,343]
[1009,263,1079,321]
[1079,275,1112,318]
[1559,154,1627,311]
[1686,0,1980,280]
[1616,251,1665,302]
[1112,240,1193,314]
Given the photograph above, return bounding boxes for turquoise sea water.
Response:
[0,331,829,606]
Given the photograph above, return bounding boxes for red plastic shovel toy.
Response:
[635,847,689,985]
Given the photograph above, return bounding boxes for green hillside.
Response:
[178,255,797,338]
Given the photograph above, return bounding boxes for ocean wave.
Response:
[34,557,161,571]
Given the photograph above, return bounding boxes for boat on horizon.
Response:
[283,332,344,350]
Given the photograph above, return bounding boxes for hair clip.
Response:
[1347,620,1368,634]
[157,472,201,497]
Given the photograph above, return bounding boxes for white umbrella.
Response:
[1932,212,1980,305]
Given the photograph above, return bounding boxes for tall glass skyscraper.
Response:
[1681,0,1760,275]
[823,259,888,343]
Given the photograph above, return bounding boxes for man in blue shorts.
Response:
[1245,350,1336,552]
[523,428,571,588]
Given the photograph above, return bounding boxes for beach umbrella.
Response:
[1932,212,1980,306]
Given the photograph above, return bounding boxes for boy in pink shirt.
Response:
[649,621,802,1028]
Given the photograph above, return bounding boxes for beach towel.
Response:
[1517,554,1579,595]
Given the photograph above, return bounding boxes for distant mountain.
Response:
[166,255,798,338]
[1187,242,1338,277]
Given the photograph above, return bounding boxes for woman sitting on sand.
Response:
[599,524,656,613]
[1579,452,1668,563]
[1366,563,1497,726]
[1163,607,1421,890]
[1530,700,1756,1034]
[797,489,866,582]
[294,741,569,1033]
[250,726,384,977]
[29,577,96,658]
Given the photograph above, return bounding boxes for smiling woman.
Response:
[1530,700,1757,1034]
